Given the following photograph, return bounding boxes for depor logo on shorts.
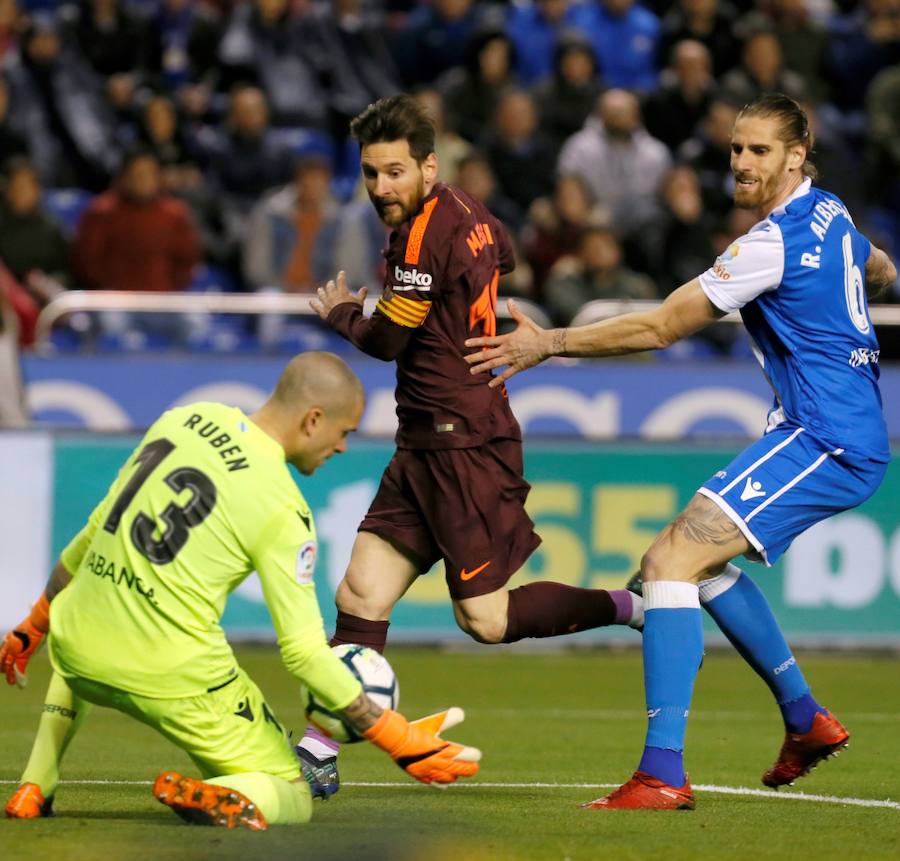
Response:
[393,265,432,291]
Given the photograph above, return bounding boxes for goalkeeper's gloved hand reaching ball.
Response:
[365,706,480,786]
[0,594,50,688]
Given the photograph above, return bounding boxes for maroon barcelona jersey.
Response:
[328,182,521,449]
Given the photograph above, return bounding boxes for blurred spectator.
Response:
[139,93,188,166]
[453,149,535,298]
[543,224,656,325]
[800,99,864,217]
[455,150,524,237]
[720,28,807,106]
[0,75,29,169]
[677,94,739,219]
[143,0,224,95]
[643,39,714,151]
[0,287,29,426]
[195,84,294,228]
[532,28,603,157]
[712,205,758,255]
[217,0,326,129]
[827,0,900,116]
[739,0,830,104]
[412,87,470,186]
[558,88,671,236]
[70,146,201,294]
[161,163,232,281]
[393,0,482,87]
[437,25,517,145]
[569,0,661,91]
[649,164,718,294]
[863,64,900,270]
[303,0,400,135]
[506,0,581,85]
[5,14,118,190]
[865,63,900,214]
[659,0,741,78]
[483,89,556,218]
[59,0,148,79]
[522,173,611,297]
[242,155,384,293]
[0,157,68,305]
[0,0,22,64]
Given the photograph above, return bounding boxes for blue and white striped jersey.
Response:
[698,179,889,461]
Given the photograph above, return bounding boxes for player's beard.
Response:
[733,154,788,211]
[372,173,426,227]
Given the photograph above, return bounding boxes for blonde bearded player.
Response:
[2,352,479,828]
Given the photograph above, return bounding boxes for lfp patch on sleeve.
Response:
[295,541,318,585]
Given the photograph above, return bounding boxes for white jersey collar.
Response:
[769,177,812,217]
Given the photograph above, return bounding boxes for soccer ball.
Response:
[300,644,399,743]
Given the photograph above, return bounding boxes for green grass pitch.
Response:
[2,647,898,860]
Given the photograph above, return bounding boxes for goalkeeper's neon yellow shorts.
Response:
[65,668,301,781]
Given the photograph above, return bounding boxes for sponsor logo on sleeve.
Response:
[711,242,740,281]
[392,265,433,291]
[295,541,317,585]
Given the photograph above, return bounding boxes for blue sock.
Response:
[638,582,704,788]
[701,565,826,734]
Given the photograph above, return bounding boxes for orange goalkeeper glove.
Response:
[0,594,50,688]
[364,706,481,786]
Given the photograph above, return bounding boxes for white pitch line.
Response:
[472,709,899,723]
[0,779,895,810]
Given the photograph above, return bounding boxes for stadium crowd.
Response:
[0,0,898,353]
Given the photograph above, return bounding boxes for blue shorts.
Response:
[699,425,887,565]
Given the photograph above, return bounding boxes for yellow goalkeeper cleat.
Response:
[5,783,54,819]
[153,771,268,831]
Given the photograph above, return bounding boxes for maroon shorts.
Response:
[359,439,541,599]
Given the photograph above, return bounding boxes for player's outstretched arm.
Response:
[866,245,898,300]
[0,561,72,688]
[465,283,724,388]
[463,298,561,387]
[311,270,368,320]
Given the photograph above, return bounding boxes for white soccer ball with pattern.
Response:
[300,644,399,743]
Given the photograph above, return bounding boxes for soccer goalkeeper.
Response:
[2,352,480,829]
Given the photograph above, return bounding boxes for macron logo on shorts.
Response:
[740,477,766,501]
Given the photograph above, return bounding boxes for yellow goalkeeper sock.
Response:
[20,671,92,798]
[206,772,312,825]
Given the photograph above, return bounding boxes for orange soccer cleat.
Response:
[582,771,695,810]
[5,783,54,818]
[762,710,849,788]
[153,771,267,831]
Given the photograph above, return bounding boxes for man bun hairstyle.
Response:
[350,95,436,163]
[737,92,817,180]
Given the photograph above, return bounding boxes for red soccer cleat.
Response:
[582,771,695,810]
[153,771,268,831]
[5,783,54,818]
[762,710,849,788]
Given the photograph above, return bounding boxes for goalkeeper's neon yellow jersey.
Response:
[49,402,361,709]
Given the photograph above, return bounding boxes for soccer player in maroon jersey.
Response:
[297,95,642,795]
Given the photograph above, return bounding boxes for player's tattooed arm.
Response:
[865,246,897,300]
[551,329,567,355]
[45,560,73,602]
[671,496,743,546]
[341,691,385,732]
